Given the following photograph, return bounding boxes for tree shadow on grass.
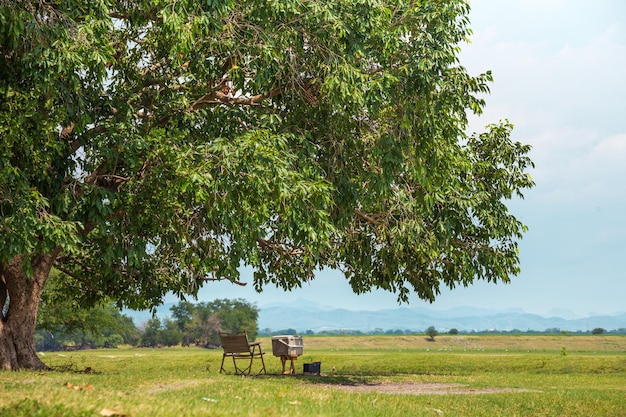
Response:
[293,374,381,386]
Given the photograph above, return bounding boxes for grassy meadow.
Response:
[1,335,625,417]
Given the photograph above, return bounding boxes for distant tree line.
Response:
[35,272,259,350]
[258,328,299,336]
[264,327,626,337]
[36,302,140,351]
[36,271,141,351]
[140,299,259,347]
[36,298,259,351]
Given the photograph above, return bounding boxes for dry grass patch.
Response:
[288,335,626,353]
[143,380,206,394]
[322,381,541,395]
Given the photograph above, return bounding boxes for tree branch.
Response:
[189,86,283,111]
[257,238,305,256]
[355,209,384,227]
[194,274,247,287]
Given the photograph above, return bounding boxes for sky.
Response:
[168,1,626,318]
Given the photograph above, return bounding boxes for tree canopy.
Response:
[0,0,533,370]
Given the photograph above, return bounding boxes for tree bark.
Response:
[0,250,59,370]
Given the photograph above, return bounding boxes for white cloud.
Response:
[463,1,626,207]
[526,129,626,204]
[592,133,626,157]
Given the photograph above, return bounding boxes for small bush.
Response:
[426,326,438,341]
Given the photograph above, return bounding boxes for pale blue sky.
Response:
[172,1,626,317]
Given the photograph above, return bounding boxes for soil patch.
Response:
[325,381,540,395]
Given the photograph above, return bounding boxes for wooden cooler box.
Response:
[271,335,304,357]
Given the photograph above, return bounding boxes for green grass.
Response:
[1,335,625,416]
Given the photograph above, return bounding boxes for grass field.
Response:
[1,335,624,416]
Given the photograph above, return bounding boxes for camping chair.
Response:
[219,331,266,376]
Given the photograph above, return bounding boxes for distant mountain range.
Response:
[257,299,626,333]
[125,298,626,333]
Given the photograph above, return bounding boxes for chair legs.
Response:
[233,355,251,375]
[252,345,266,375]
[219,352,266,376]
[220,355,226,374]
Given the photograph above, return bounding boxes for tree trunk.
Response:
[0,251,59,371]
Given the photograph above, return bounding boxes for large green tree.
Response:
[0,0,534,370]
[169,298,259,346]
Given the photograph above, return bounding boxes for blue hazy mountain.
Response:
[124,299,626,333]
[258,301,626,332]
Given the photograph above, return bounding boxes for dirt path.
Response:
[325,381,540,395]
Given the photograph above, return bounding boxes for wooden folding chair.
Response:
[219,331,266,376]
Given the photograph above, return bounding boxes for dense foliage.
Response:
[35,270,140,350]
[1,0,533,369]
[36,304,139,351]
